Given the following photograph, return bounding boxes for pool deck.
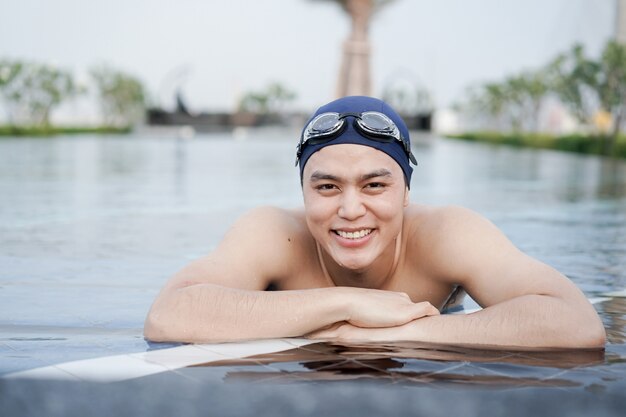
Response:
[2,363,626,417]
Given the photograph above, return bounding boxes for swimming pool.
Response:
[1,128,625,414]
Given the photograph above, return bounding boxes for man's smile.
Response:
[333,228,373,239]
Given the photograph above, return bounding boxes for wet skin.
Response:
[144,144,606,349]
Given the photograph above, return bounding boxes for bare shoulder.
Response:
[166,206,311,291]
[225,205,306,239]
[218,205,311,270]
[404,204,515,282]
[405,204,497,240]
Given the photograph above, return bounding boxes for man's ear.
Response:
[404,186,410,207]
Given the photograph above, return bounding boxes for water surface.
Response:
[0,128,625,389]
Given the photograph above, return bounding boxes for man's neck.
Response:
[319,234,402,289]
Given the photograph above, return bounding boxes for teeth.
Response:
[336,229,372,239]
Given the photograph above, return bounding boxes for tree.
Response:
[90,65,146,127]
[597,40,626,151]
[546,44,601,127]
[521,71,550,132]
[0,59,79,126]
[503,71,549,132]
[462,68,550,133]
[458,39,626,154]
[465,82,508,131]
[238,82,296,115]
[0,60,24,123]
[547,41,626,153]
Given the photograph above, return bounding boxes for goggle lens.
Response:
[312,113,341,132]
[303,113,343,142]
[357,112,399,139]
[296,111,417,166]
[360,112,392,131]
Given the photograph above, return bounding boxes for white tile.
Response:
[4,354,170,382]
[133,345,224,369]
[195,338,312,359]
[56,354,170,382]
[2,338,316,383]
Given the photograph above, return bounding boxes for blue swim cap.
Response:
[297,96,415,187]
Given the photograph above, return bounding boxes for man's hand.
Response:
[307,295,439,342]
[345,289,440,328]
[311,294,607,349]
[306,321,414,342]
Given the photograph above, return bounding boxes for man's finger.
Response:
[413,301,440,318]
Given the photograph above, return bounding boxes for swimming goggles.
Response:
[295,111,417,166]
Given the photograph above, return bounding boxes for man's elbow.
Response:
[578,320,607,349]
[143,309,172,342]
[143,305,224,344]
[565,312,606,349]
[143,305,191,343]
[143,288,196,343]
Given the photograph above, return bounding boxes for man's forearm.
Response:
[313,294,606,349]
[144,284,350,343]
[397,295,605,349]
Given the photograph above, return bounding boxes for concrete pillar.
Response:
[335,0,373,97]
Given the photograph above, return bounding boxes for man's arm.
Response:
[308,292,605,349]
[309,206,606,349]
[144,207,438,343]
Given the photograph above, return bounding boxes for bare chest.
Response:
[381,271,456,310]
[274,262,455,310]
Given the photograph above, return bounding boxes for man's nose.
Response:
[338,189,366,220]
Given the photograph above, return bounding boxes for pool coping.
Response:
[3,296,617,383]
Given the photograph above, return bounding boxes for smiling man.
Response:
[144,96,606,349]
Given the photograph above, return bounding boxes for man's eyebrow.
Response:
[309,171,342,182]
[309,169,393,183]
[360,169,393,181]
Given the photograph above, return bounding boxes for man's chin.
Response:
[330,251,375,272]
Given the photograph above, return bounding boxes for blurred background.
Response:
[1,0,626,386]
[0,0,623,144]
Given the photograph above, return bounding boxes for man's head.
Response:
[295,96,416,188]
[297,96,416,272]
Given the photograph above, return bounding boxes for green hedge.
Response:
[0,125,132,137]
[446,132,626,159]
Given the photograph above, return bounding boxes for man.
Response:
[144,96,606,349]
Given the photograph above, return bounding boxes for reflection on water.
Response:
[412,136,626,205]
[195,341,611,388]
[0,130,625,387]
[601,298,626,344]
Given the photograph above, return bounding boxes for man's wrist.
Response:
[320,286,355,324]
[401,315,438,342]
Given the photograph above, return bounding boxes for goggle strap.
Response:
[296,111,417,166]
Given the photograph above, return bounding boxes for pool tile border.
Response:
[2,296,616,383]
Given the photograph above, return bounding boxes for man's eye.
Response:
[316,184,337,191]
[366,182,385,189]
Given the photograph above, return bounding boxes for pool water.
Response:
[1,128,625,412]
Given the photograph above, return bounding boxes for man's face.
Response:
[302,144,409,272]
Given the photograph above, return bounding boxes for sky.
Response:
[0,0,617,118]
